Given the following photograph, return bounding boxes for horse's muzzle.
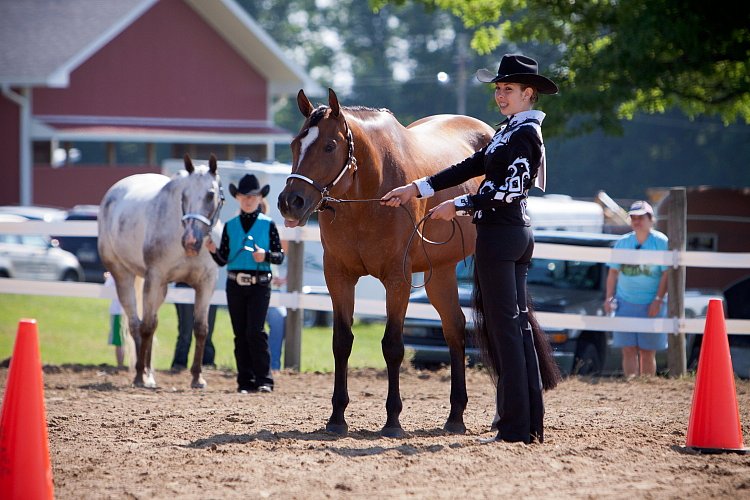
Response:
[278,189,314,227]
[182,224,206,256]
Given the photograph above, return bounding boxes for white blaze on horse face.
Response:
[297,126,319,168]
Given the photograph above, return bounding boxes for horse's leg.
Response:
[108,269,142,380]
[325,273,357,436]
[189,285,212,389]
[138,274,168,388]
[380,275,411,438]
[425,264,468,434]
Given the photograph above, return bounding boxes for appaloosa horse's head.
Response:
[180,154,223,256]
[277,88,357,227]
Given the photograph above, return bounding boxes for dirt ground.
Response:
[3,365,750,499]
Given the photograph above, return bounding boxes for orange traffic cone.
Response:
[0,319,55,498]
[686,299,748,454]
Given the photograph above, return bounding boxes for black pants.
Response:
[226,279,273,390]
[172,302,217,368]
[172,282,217,369]
[475,224,543,443]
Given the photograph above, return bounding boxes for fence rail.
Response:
[1,220,749,337]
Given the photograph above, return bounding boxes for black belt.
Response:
[227,271,272,286]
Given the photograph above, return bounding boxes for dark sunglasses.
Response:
[635,244,642,250]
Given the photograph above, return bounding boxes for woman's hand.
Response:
[603,298,615,315]
[206,240,217,254]
[252,245,266,263]
[428,200,457,221]
[647,298,663,318]
[380,183,418,207]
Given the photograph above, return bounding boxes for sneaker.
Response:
[237,386,255,394]
[258,384,273,393]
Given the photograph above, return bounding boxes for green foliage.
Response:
[373,0,750,137]
[0,295,386,373]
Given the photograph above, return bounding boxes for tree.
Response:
[372,0,750,137]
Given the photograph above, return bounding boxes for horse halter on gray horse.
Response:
[285,116,357,213]
[181,180,225,228]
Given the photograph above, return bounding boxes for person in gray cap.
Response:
[604,200,669,378]
[382,53,560,444]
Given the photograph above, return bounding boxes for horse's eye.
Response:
[205,191,215,202]
[324,142,335,153]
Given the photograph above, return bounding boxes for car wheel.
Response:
[61,269,80,282]
[574,341,602,376]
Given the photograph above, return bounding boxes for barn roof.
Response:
[0,0,320,96]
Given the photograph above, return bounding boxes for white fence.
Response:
[1,219,750,336]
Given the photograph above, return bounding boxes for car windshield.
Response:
[456,254,601,291]
[528,258,601,290]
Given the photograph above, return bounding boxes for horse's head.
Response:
[278,88,357,227]
[181,154,223,256]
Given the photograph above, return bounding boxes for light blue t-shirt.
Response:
[609,230,668,304]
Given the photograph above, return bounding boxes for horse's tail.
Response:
[528,300,562,390]
[470,265,561,391]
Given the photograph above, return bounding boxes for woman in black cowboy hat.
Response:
[207,173,284,393]
[382,54,561,444]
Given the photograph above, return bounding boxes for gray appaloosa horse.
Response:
[98,154,223,388]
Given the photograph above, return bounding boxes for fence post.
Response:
[666,187,687,377]
[283,240,304,371]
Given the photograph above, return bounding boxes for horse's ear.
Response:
[297,89,314,118]
[209,154,218,175]
[184,154,194,174]
[328,88,340,118]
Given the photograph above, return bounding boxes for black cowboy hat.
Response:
[476,54,558,95]
[229,174,270,198]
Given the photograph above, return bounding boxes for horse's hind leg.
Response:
[425,264,468,434]
[325,273,357,436]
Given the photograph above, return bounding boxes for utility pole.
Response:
[455,33,468,115]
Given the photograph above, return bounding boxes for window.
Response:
[115,142,148,165]
[687,233,718,251]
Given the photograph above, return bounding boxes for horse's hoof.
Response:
[191,378,206,389]
[325,422,348,436]
[443,421,467,434]
[381,426,405,438]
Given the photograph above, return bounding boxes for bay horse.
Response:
[98,154,223,389]
[278,88,494,437]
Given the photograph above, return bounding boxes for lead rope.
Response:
[321,197,467,289]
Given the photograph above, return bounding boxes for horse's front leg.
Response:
[325,273,357,436]
[189,285,212,389]
[380,276,410,438]
[137,276,168,388]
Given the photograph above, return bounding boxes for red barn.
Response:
[0,0,320,208]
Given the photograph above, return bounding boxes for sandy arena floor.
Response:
[2,365,749,499]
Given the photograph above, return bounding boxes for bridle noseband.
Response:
[286,118,357,212]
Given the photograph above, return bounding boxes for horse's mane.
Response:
[172,164,211,180]
[309,105,393,127]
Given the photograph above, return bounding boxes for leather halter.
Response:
[285,118,358,212]
[182,180,225,228]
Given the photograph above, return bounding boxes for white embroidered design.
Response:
[484,157,530,203]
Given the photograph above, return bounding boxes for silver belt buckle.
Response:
[235,272,255,285]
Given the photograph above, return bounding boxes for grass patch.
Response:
[0,294,387,373]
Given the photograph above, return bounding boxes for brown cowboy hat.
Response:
[476,54,558,95]
[229,174,270,198]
